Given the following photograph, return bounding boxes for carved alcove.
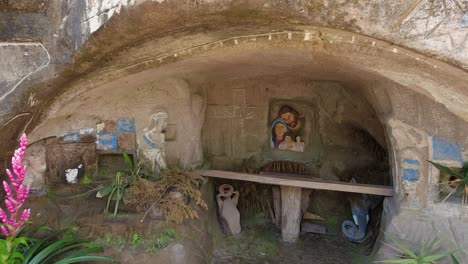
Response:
[202,77,390,248]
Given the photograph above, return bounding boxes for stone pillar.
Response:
[280,186,302,242]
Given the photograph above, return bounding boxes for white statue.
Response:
[216,184,241,235]
[141,111,168,172]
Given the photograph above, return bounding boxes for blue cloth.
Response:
[271,117,288,130]
[271,118,289,147]
[143,134,158,148]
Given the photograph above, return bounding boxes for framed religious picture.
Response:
[270,105,305,152]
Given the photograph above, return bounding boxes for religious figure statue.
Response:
[141,111,168,172]
[216,184,241,235]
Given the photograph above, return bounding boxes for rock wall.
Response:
[29,77,206,171]
[202,77,388,184]
[1,0,468,261]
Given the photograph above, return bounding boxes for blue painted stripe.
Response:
[97,132,117,150]
[63,132,80,142]
[403,169,420,182]
[404,159,420,165]
[143,134,158,148]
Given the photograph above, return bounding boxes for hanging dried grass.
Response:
[126,168,208,224]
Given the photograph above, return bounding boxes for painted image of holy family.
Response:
[271,105,305,152]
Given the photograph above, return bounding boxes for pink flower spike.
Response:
[0,225,10,237]
[17,184,25,198]
[19,186,29,204]
[0,208,7,223]
[5,169,14,184]
[20,133,27,145]
[5,199,16,213]
[1,133,30,237]
[19,209,30,222]
[3,181,12,197]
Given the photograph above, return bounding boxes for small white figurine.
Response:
[216,184,241,235]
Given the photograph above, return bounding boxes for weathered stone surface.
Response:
[375,205,468,263]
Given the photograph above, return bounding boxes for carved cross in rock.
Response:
[207,89,261,158]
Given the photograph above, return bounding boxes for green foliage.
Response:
[80,172,93,185]
[150,228,176,253]
[94,234,126,251]
[0,236,28,264]
[122,152,153,181]
[97,152,152,217]
[95,228,177,254]
[100,171,128,217]
[123,152,134,173]
[376,234,457,264]
[428,161,468,207]
[130,232,141,248]
[1,225,117,264]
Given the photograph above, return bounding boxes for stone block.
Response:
[301,222,326,234]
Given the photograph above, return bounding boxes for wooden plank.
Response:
[280,186,302,242]
[197,170,393,196]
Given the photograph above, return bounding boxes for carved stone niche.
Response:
[46,140,97,185]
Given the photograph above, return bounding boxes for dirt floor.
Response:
[211,214,373,264]
[21,183,379,264]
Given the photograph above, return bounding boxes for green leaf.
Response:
[12,237,28,246]
[386,235,418,259]
[422,251,454,262]
[39,240,96,264]
[163,228,176,238]
[419,243,426,258]
[374,259,417,263]
[99,185,114,198]
[429,238,444,252]
[28,236,75,264]
[23,228,72,263]
[61,245,104,259]
[451,254,459,264]
[8,252,25,261]
[114,191,121,217]
[427,161,463,179]
[123,152,134,172]
[54,255,118,264]
[106,188,116,214]
[23,225,53,238]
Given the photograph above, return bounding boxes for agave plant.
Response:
[375,234,458,264]
[18,225,117,264]
[428,161,468,207]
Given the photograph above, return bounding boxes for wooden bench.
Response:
[197,169,393,242]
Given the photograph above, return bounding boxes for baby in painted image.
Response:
[278,132,304,152]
